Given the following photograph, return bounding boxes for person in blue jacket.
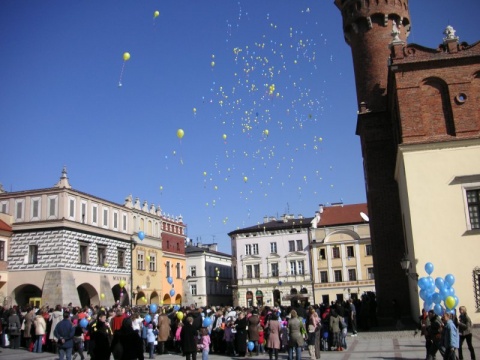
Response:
[54,311,76,360]
[442,311,460,360]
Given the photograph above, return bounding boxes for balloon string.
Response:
[118,61,126,86]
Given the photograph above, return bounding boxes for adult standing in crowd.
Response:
[266,313,281,360]
[89,310,113,360]
[49,305,64,354]
[23,307,35,350]
[458,306,475,360]
[180,316,197,360]
[234,312,248,357]
[287,310,305,360]
[348,299,357,336]
[7,307,21,349]
[157,309,171,355]
[53,311,75,360]
[33,309,47,353]
[442,311,459,360]
[110,317,144,360]
[248,309,260,356]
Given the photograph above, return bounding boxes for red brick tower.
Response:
[334,0,411,318]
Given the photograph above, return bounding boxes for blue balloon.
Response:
[174,305,180,311]
[419,289,428,301]
[434,304,444,316]
[79,318,88,328]
[170,289,175,296]
[418,277,428,290]
[145,314,152,323]
[247,341,255,351]
[435,277,445,290]
[445,274,455,287]
[453,295,459,308]
[424,262,434,275]
[167,277,173,284]
[203,317,212,327]
[138,231,145,240]
[150,304,158,314]
[423,301,433,312]
[278,281,283,286]
[432,292,442,304]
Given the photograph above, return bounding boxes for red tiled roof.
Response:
[0,219,12,232]
[318,203,368,227]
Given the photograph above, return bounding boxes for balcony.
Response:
[238,272,311,286]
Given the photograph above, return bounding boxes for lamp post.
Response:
[400,255,419,281]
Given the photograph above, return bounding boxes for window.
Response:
[81,202,87,223]
[137,252,145,270]
[334,270,342,282]
[347,246,354,258]
[320,271,328,283]
[97,246,106,266]
[118,249,125,268]
[92,205,98,224]
[298,260,305,275]
[29,245,38,264]
[319,248,326,260]
[149,254,156,271]
[103,208,109,227]
[296,240,303,251]
[288,240,295,252]
[253,244,259,255]
[15,200,24,221]
[246,265,253,278]
[69,198,75,219]
[31,198,40,220]
[122,213,127,232]
[113,212,118,230]
[0,240,5,260]
[348,268,357,281]
[0,201,8,214]
[190,266,197,277]
[332,247,340,259]
[79,244,88,264]
[467,189,480,229]
[271,263,279,277]
[367,267,375,280]
[166,261,171,277]
[245,244,252,255]
[176,263,181,278]
[48,196,57,217]
[190,284,197,296]
[254,264,260,278]
[365,244,373,256]
[290,261,297,275]
[270,242,277,253]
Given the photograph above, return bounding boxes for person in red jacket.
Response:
[110,309,126,334]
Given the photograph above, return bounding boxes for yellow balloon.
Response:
[177,129,184,139]
[100,293,105,299]
[445,296,456,310]
[146,255,151,261]
[243,176,248,183]
[119,280,126,288]
[222,134,227,140]
[104,263,109,267]
[203,171,207,176]
[211,61,215,67]
[123,52,131,61]
[177,311,184,320]
[264,129,269,136]
[154,10,160,18]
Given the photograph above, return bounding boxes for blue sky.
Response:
[1,1,478,254]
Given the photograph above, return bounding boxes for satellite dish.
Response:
[360,212,369,222]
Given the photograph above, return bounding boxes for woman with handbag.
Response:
[287,310,305,360]
[266,313,281,360]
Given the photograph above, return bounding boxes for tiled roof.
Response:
[228,203,368,236]
[0,219,12,232]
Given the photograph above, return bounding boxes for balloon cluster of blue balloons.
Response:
[418,262,459,316]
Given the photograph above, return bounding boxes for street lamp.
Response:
[400,255,419,281]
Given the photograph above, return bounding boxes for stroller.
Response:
[321,330,329,351]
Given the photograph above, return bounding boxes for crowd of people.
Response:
[0,294,474,360]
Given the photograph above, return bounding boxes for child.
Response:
[280,318,289,352]
[199,327,211,360]
[223,321,235,356]
[147,324,158,359]
[175,321,183,355]
[258,326,265,354]
[340,316,348,350]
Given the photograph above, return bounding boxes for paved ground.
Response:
[1,329,480,360]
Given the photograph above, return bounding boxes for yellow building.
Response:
[310,204,375,305]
